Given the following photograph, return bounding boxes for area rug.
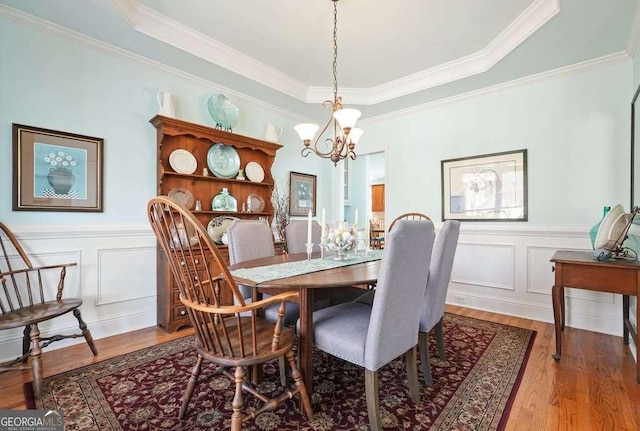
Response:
[25,313,535,430]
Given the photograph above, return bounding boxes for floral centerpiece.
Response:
[325,223,357,259]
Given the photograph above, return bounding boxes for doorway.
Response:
[343,152,386,229]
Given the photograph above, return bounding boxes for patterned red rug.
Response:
[25,313,535,430]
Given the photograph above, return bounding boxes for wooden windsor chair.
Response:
[147,197,313,430]
[0,222,97,398]
[387,212,432,232]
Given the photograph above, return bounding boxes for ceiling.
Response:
[1,0,638,119]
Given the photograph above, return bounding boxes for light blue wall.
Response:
[357,61,632,225]
[0,18,335,226]
[1,8,638,345]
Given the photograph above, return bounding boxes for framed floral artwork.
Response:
[13,124,104,212]
[441,149,527,221]
[289,171,316,216]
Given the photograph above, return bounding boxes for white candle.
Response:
[354,209,359,227]
[307,209,313,245]
[321,207,326,238]
[365,218,370,246]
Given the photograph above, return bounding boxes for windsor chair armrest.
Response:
[1,262,78,301]
[0,262,77,277]
[181,291,299,315]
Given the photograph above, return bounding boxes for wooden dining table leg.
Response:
[298,286,314,396]
[552,282,563,362]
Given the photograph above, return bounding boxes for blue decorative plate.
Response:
[207,94,239,131]
[207,143,240,178]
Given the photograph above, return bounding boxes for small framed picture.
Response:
[289,171,317,216]
[441,149,527,221]
[13,124,104,212]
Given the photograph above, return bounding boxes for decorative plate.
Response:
[247,193,265,212]
[245,161,265,183]
[207,94,239,130]
[207,216,239,244]
[167,187,195,209]
[207,143,240,179]
[594,204,625,249]
[168,149,197,174]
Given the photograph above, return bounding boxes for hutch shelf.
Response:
[151,115,283,332]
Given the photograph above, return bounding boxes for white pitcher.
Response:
[264,123,283,142]
[157,91,175,117]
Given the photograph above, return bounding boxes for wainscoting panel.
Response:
[526,246,558,295]
[96,246,156,305]
[446,225,625,338]
[0,225,158,363]
[526,246,614,303]
[0,223,633,363]
[451,242,515,291]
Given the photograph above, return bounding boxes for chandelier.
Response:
[295,0,363,166]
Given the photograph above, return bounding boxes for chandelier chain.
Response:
[332,0,338,104]
[295,0,361,166]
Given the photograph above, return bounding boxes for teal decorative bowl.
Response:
[207,94,239,131]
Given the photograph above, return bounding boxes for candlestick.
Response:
[305,242,314,261]
[307,209,312,245]
[364,218,370,254]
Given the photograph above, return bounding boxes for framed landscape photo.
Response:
[289,171,316,216]
[13,124,104,212]
[441,149,527,221]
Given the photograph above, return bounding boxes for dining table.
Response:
[229,250,383,394]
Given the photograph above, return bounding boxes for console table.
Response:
[550,250,640,382]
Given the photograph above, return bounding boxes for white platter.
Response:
[245,161,265,183]
[247,193,265,212]
[169,149,197,174]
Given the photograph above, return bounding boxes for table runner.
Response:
[230,249,384,284]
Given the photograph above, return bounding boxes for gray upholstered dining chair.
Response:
[285,219,321,254]
[418,220,460,385]
[227,220,300,325]
[355,219,461,385]
[309,219,435,430]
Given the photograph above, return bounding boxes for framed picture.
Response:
[441,149,527,221]
[289,171,317,216]
[13,124,104,212]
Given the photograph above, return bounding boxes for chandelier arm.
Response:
[306,101,342,159]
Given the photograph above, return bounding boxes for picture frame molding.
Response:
[441,149,527,222]
[13,123,104,212]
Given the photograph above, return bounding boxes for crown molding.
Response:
[339,0,560,105]
[360,51,631,125]
[111,0,559,105]
[112,0,308,101]
[109,0,139,26]
[0,4,308,122]
[626,0,640,58]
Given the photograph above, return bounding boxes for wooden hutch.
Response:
[151,115,282,332]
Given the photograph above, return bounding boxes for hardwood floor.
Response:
[2,305,640,430]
